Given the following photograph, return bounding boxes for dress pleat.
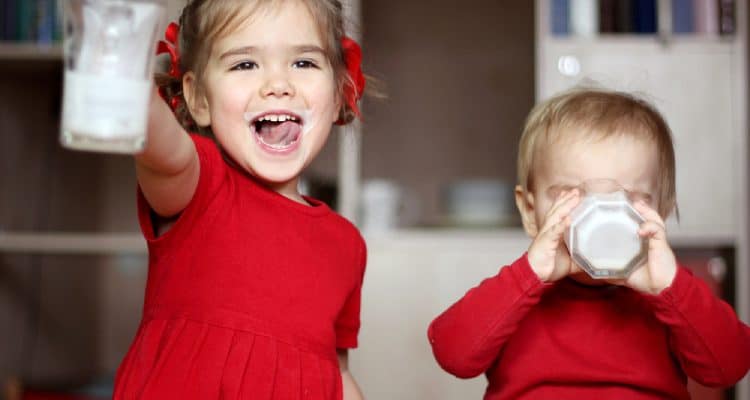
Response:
[138,319,188,398]
[239,334,278,399]
[122,319,169,399]
[220,330,256,400]
[273,343,301,400]
[300,351,326,399]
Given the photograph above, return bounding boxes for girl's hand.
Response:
[610,201,678,294]
[527,190,581,282]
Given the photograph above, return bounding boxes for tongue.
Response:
[258,121,302,146]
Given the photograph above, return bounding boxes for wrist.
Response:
[526,252,550,282]
[652,266,678,295]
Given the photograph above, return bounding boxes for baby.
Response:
[428,88,750,399]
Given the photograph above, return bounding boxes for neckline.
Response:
[241,168,332,218]
[215,141,333,217]
[557,277,623,299]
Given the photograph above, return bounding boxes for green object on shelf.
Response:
[18,0,35,41]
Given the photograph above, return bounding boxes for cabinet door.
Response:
[538,41,738,239]
[351,234,529,399]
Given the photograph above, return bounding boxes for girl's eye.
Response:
[230,61,258,71]
[293,60,319,69]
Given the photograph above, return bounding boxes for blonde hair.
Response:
[158,0,360,136]
[517,88,677,217]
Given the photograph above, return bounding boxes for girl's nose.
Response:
[260,70,296,98]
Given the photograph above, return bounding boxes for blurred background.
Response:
[0,0,748,399]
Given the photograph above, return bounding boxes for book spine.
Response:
[719,0,735,35]
[615,0,633,32]
[672,0,695,33]
[693,0,719,34]
[17,0,35,41]
[5,0,19,41]
[36,0,56,44]
[600,0,617,33]
[0,0,6,41]
[54,0,63,42]
[550,0,569,35]
[632,0,657,34]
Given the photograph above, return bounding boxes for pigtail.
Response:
[154,1,207,136]
[155,73,196,132]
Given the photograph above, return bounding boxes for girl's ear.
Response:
[182,72,211,127]
[515,185,539,237]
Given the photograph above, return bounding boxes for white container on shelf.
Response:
[442,180,516,227]
[570,0,599,36]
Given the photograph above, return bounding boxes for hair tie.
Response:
[336,36,366,125]
[156,22,183,111]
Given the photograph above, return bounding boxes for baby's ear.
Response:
[515,185,539,237]
[182,72,211,127]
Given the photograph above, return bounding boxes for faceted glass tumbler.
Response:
[60,0,165,154]
[564,183,648,279]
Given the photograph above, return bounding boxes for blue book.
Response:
[672,0,694,33]
[550,0,569,35]
[36,0,55,44]
[632,0,657,33]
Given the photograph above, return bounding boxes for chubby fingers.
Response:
[634,201,667,242]
[539,190,581,234]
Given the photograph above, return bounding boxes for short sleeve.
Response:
[334,237,367,349]
[136,134,225,245]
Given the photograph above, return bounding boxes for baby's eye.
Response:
[230,61,258,71]
[292,59,319,69]
[546,185,578,200]
[626,191,653,204]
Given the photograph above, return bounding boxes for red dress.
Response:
[114,135,367,399]
[428,254,750,399]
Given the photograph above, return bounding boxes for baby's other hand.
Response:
[611,201,677,294]
[527,190,580,282]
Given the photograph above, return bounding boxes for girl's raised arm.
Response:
[134,89,200,218]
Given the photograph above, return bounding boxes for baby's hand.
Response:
[612,201,677,294]
[527,190,581,282]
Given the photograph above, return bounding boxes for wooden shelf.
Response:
[0,232,145,254]
[0,42,62,61]
[0,227,736,255]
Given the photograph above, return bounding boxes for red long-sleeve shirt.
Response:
[428,254,750,399]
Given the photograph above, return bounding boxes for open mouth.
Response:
[249,112,304,151]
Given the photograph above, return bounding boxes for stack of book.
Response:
[550,0,736,36]
[1,0,62,44]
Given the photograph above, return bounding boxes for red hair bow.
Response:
[157,22,181,78]
[338,36,366,125]
[156,22,182,111]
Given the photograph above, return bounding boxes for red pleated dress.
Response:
[114,135,367,399]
